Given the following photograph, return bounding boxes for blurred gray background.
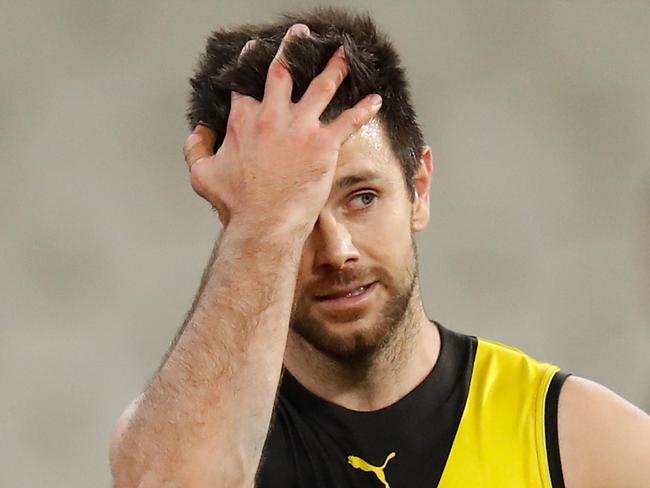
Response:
[1,1,649,486]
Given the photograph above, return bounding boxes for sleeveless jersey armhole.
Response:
[544,370,572,488]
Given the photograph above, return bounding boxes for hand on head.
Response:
[182,24,382,232]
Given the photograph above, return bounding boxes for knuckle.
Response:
[226,110,244,134]
[183,133,201,157]
[256,109,279,131]
[313,77,337,95]
[186,156,231,219]
[332,56,347,75]
[267,59,289,80]
[354,116,366,129]
[225,123,239,142]
[350,111,366,129]
[225,115,238,132]
[189,162,209,196]
[356,106,373,125]
[326,55,347,80]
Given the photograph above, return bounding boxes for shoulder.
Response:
[557,375,650,488]
[473,336,557,389]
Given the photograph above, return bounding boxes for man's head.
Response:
[187,7,433,363]
[187,6,425,198]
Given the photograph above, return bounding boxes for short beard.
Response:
[289,244,418,365]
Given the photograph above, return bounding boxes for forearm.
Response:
[112,223,307,488]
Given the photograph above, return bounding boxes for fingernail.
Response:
[369,94,382,107]
[289,24,310,37]
[336,45,346,58]
[240,39,255,56]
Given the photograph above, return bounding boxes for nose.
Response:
[311,212,360,271]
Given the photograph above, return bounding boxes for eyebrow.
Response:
[333,170,383,192]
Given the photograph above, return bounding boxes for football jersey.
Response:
[256,320,570,487]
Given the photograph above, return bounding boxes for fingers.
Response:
[262,23,310,110]
[239,39,256,61]
[293,45,349,122]
[325,94,383,145]
[183,123,216,171]
[183,124,229,225]
[230,39,258,111]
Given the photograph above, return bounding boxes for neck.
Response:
[283,286,440,412]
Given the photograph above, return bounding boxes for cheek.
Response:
[352,205,413,263]
[371,193,412,230]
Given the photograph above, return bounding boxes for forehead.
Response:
[335,117,401,178]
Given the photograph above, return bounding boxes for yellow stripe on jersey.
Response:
[438,337,560,487]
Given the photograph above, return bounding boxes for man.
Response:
[110,7,650,488]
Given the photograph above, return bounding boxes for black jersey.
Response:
[255,321,570,487]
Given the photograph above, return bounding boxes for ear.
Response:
[411,145,434,233]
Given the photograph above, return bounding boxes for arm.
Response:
[112,223,307,488]
[110,23,382,488]
[558,375,650,488]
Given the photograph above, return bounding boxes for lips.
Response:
[315,282,377,300]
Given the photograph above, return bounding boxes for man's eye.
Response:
[349,192,377,210]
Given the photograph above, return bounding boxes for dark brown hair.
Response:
[186,6,425,196]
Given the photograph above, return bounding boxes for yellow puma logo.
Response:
[347,451,396,488]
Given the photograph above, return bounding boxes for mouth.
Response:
[315,281,376,300]
[313,281,379,310]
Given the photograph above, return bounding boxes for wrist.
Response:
[223,218,311,258]
[226,213,313,245]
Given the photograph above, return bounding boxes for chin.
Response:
[290,287,413,362]
[292,314,394,362]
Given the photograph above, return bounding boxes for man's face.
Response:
[289,118,421,362]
